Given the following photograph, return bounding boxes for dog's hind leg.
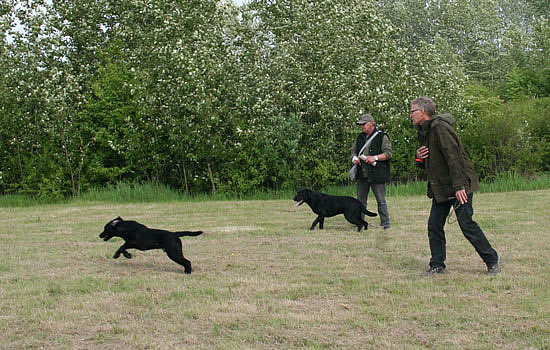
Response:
[344,211,366,232]
[165,240,193,274]
[353,221,364,232]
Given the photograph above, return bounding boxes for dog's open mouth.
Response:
[294,200,304,207]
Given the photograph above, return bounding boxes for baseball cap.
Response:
[357,114,374,125]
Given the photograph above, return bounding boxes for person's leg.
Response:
[357,177,370,220]
[428,199,452,269]
[370,183,390,228]
[455,193,499,267]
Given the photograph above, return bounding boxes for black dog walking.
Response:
[100,217,203,274]
[294,189,377,232]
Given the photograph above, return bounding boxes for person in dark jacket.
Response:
[351,113,393,229]
[410,97,500,274]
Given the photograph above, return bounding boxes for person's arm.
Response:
[366,134,392,164]
[437,125,469,203]
[351,136,361,164]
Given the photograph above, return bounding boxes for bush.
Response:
[462,87,550,180]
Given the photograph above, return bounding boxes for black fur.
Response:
[99,217,202,274]
[293,188,377,232]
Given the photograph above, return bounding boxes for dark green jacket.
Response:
[416,114,480,203]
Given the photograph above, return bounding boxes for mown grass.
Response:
[0,189,549,349]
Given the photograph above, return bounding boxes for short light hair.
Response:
[411,96,436,117]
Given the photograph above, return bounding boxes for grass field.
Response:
[1,190,549,349]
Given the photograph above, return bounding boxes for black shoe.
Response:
[487,255,501,274]
[426,266,445,275]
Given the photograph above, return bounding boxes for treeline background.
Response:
[1,0,549,198]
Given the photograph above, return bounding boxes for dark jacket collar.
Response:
[417,114,455,134]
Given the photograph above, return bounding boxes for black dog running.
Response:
[100,217,203,274]
[294,188,377,232]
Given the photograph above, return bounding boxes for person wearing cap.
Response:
[410,96,500,275]
[351,113,393,230]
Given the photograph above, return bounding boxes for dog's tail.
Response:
[361,206,378,217]
[174,231,203,237]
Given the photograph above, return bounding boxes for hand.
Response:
[416,146,429,160]
[455,189,468,204]
[352,156,361,165]
[366,155,377,164]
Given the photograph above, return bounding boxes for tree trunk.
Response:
[207,162,216,195]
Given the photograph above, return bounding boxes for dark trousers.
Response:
[428,193,498,268]
[357,178,390,227]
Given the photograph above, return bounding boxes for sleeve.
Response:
[351,135,359,162]
[435,125,468,191]
[381,134,393,160]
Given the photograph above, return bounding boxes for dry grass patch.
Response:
[1,190,549,349]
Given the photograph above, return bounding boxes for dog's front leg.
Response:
[310,216,324,230]
[113,244,132,259]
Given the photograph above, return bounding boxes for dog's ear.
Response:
[111,217,122,227]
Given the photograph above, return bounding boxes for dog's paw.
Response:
[123,251,132,259]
